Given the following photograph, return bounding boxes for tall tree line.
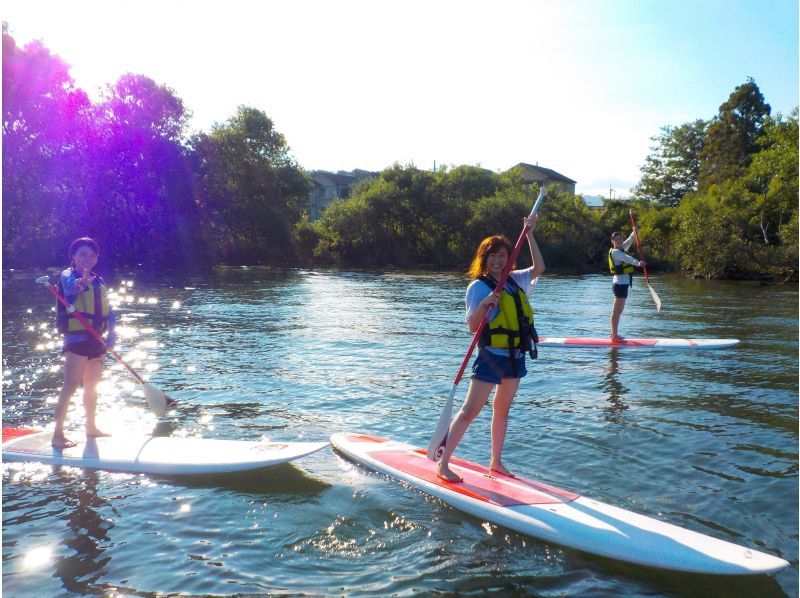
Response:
[633,79,797,279]
[3,28,797,280]
[3,27,308,271]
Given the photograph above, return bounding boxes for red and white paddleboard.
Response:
[538,337,739,349]
[2,428,328,475]
[330,432,787,575]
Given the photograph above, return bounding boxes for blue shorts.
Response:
[471,348,527,384]
[612,283,629,299]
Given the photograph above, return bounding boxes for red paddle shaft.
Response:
[629,211,651,285]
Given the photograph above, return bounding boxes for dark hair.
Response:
[610,231,622,242]
[68,237,100,266]
[467,235,513,279]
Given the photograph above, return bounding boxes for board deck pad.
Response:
[331,432,788,575]
[2,428,328,475]
[371,449,578,506]
[538,337,740,348]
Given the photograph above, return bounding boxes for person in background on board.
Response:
[51,237,116,449]
[436,214,544,483]
[609,229,646,342]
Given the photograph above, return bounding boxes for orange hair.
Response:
[467,235,513,280]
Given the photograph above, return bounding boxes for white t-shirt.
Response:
[465,267,538,357]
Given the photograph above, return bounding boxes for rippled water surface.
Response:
[2,267,797,596]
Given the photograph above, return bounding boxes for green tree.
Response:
[742,110,798,246]
[699,78,771,191]
[633,120,706,206]
[313,165,451,266]
[2,28,92,266]
[83,73,197,268]
[674,184,754,278]
[461,186,533,263]
[525,189,602,271]
[190,106,309,263]
[433,164,501,203]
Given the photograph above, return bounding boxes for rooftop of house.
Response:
[510,162,577,184]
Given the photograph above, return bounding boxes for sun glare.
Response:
[22,545,53,571]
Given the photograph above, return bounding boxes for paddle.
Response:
[426,184,547,461]
[628,211,662,312]
[37,275,177,416]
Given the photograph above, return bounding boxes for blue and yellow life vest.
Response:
[56,272,110,334]
[477,275,538,360]
[608,249,634,276]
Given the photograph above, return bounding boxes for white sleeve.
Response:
[610,248,639,266]
[510,267,538,295]
[465,279,492,323]
[622,232,636,252]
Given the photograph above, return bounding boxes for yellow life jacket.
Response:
[608,248,634,276]
[477,275,537,358]
[56,272,110,334]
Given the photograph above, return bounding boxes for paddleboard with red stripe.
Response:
[330,432,787,575]
[2,427,328,475]
[538,337,739,348]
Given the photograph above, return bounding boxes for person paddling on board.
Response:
[436,215,544,483]
[51,238,117,449]
[609,229,646,342]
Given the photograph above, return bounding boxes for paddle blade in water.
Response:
[427,384,456,461]
[649,284,662,312]
[141,383,175,417]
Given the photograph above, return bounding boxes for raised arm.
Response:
[525,215,545,279]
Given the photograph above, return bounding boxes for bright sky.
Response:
[3,0,798,196]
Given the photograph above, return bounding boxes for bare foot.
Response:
[436,465,463,483]
[51,435,77,449]
[489,461,515,478]
[86,429,111,438]
[610,335,624,343]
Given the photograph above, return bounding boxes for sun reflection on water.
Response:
[21,545,53,571]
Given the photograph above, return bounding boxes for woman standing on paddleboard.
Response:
[51,237,117,449]
[436,215,544,482]
[608,229,646,341]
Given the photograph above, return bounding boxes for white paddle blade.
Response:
[426,384,456,461]
[648,284,662,312]
[142,383,170,417]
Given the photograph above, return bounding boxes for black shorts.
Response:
[63,338,106,359]
[612,283,630,299]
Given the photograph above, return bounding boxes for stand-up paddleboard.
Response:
[331,432,788,575]
[2,428,328,475]
[538,337,739,349]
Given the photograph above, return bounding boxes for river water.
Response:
[2,267,797,597]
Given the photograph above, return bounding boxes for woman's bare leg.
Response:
[82,357,109,437]
[436,379,494,482]
[489,377,520,476]
[53,352,87,447]
[611,297,626,340]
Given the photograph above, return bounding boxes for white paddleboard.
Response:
[538,337,740,349]
[331,432,788,575]
[2,428,328,475]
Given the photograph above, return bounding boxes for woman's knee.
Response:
[493,402,512,419]
[456,404,482,423]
